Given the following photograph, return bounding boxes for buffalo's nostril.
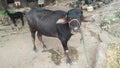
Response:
[74,27,78,30]
[73,27,79,32]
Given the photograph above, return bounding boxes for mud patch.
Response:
[68,46,78,61]
[48,46,78,65]
[48,49,62,65]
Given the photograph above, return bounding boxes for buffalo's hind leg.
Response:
[37,32,47,48]
[30,29,37,52]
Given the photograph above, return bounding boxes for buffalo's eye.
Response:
[68,17,72,20]
[69,17,72,19]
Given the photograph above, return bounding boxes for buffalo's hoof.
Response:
[33,46,37,52]
[43,44,47,48]
[66,57,72,65]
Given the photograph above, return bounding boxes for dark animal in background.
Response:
[26,8,94,64]
[4,10,24,27]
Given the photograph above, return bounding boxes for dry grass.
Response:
[107,42,120,68]
[48,46,78,65]
[48,49,62,65]
[68,46,78,61]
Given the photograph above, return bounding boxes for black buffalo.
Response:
[26,8,93,64]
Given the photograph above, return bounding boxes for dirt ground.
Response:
[0,0,120,68]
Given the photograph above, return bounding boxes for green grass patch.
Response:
[0,10,7,16]
[0,10,16,16]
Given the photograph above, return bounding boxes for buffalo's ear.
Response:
[56,18,67,24]
[82,16,95,22]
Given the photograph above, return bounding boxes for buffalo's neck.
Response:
[57,23,72,39]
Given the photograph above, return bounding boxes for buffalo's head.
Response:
[56,8,95,33]
[67,8,83,32]
[67,8,95,33]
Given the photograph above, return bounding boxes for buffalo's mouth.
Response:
[68,19,81,33]
[71,27,80,34]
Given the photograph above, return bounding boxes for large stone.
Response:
[94,42,107,68]
[103,0,110,4]
[99,31,120,43]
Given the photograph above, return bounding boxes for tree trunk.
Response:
[0,0,7,10]
[20,0,28,7]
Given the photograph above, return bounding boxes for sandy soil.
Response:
[0,0,120,68]
[0,23,99,68]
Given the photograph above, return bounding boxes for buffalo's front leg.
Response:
[60,37,72,65]
[21,17,24,26]
[12,19,17,27]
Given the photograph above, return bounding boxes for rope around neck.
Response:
[79,28,91,68]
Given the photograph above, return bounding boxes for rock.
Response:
[82,5,88,10]
[83,16,95,22]
[15,7,31,13]
[97,2,104,7]
[87,5,94,12]
[87,24,101,34]
[104,0,110,4]
[99,31,120,43]
[94,42,107,68]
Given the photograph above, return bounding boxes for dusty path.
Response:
[0,27,98,68]
[0,18,99,68]
[0,0,120,68]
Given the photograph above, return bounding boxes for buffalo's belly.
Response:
[37,26,58,37]
[41,31,58,37]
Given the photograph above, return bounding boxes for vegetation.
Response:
[0,10,16,16]
[100,10,120,38]
[0,10,7,16]
[107,42,120,68]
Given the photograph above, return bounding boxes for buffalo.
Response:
[26,8,94,64]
